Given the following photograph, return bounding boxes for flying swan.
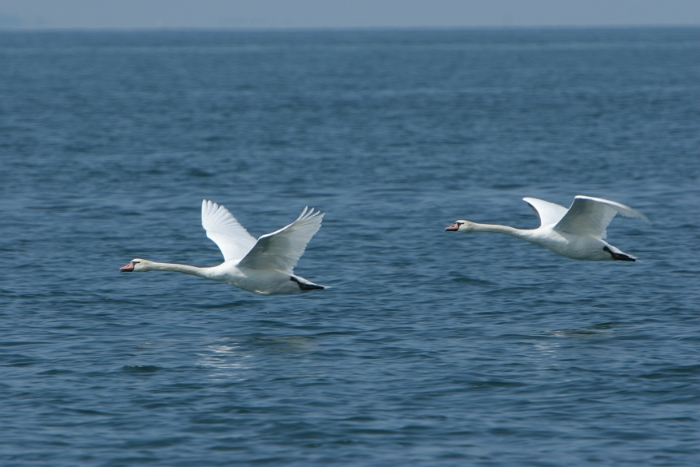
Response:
[120,200,326,294]
[445,195,648,261]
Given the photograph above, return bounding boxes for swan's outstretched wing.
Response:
[201,200,257,262]
[238,207,324,273]
[553,195,648,239]
[523,197,569,227]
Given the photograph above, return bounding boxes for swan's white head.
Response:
[120,259,150,272]
[445,220,474,233]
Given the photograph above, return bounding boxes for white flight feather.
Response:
[553,195,648,239]
[238,207,324,273]
[201,199,257,262]
[523,197,569,227]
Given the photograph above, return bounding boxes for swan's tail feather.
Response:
[603,246,636,262]
[290,275,326,291]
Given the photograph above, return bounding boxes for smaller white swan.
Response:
[446,195,648,261]
[121,200,326,295]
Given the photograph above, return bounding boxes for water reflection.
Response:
[197,336,318,379]
[197,339,252,380]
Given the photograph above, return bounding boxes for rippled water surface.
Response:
[1,28,699,466]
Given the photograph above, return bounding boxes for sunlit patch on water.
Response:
[533,340,561,356]
[197,340,253,380]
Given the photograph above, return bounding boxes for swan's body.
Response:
[121,200,326,295]
[446,195,648,261]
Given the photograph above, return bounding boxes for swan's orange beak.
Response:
[120,262,135,272]
[445,223,460,231]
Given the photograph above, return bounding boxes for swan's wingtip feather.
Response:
[202,199,219,212]
[522,197,549,209]
[296,206,309,220]
[574,195,648,221]
[632,211,650,222]
[296,206,324,222]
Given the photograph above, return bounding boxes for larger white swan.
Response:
[445,195,648,261]
[120,200,326,294]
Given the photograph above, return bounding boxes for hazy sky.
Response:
[1,0,699,30]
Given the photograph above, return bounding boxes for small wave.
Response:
[122,365,163,373]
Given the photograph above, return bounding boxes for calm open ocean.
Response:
[1,28,699,466]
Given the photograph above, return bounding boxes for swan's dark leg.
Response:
[603,246,636,262]
[290,276,324,290]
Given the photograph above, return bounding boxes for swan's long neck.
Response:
[143,261,219,279]
[471,223,531,239]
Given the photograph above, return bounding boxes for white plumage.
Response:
[121,200,326,295]
[446,195,648,261]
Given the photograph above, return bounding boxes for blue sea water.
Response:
[1,28,699,466]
